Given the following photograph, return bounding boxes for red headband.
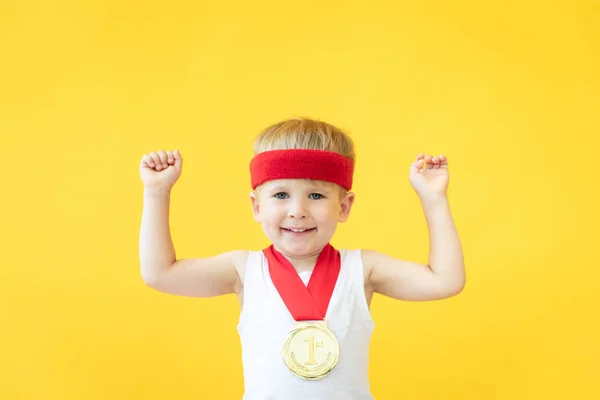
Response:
[250,149,354,190]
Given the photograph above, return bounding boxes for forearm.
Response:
[139,189,176,284]
[421,196,465,290]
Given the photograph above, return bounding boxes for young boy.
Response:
[138,118,465,399]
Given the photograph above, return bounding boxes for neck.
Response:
[272,246,323,273]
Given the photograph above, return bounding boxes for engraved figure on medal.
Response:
[282,320,340,380]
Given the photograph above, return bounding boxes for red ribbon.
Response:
[264,243,341,321]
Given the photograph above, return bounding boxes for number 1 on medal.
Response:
[304,336,317,365]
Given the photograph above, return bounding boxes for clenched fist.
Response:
[139,149,183,192]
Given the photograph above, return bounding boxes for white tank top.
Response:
[237,248,375,400]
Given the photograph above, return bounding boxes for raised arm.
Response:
[365,154,465,301]
[138,150,246,298]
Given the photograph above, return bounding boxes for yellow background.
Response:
[1,0,598,399]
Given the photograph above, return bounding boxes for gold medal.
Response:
[264,244,343,380]
[282,320,340,380]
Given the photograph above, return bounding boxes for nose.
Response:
[287,198,308,219]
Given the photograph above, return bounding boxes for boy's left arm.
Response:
[363,154,466,301]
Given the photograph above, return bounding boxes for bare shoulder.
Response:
[356,249,377,307]
[360,249,396,292]
[228,249,250,288]
[209,249,250,296]
[359,249,377,286]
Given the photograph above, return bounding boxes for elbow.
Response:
[446,278,466,298]
[140,266,166,289]
[140,260,175,288]
[141,272,160,289]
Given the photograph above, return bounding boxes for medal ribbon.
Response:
[264,243,341,321]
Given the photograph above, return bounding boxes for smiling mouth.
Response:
[282,228,316,233]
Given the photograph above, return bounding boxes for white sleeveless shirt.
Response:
[237,248,375,400]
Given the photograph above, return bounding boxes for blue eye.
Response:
[309,193,324,200]
[274,192,288,199]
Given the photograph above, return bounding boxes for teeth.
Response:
[288,228,309,232]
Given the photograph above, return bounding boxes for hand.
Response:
[139,149,183,192]
[409,153,449,201]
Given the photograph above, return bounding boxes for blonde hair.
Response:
[253,117,356,164]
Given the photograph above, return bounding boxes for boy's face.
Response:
[250,179,355,258]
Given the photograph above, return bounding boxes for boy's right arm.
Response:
[138,149,245,298]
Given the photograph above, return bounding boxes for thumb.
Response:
[410,159,424,174]
[173,149,183,169]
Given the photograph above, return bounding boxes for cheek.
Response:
[312,203,340,223]
[260,202,285,224]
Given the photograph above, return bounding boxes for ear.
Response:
[338,191,355,223]
[249,191,261,222]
